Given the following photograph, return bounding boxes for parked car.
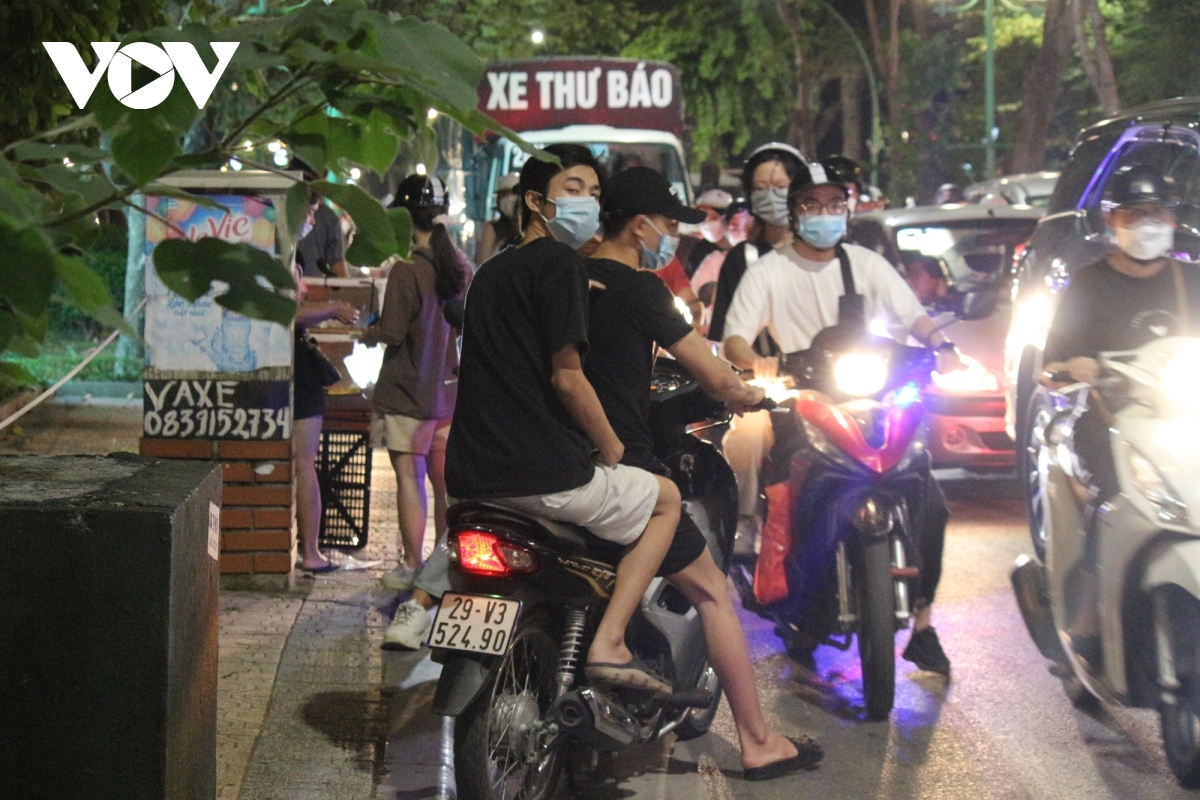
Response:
[1006,97,1200,536]
[966,172,1060,207]
[851,204,1043,469]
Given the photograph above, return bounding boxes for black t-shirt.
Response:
[584,258,693,468]
[685,238,720,278]
[708,238,772,343]
[1044,258,1200,364]
[297,204,345,277]
[445,238,594,499]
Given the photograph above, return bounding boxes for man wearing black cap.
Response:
[585,166,824,780]
[1043,164,1200,668]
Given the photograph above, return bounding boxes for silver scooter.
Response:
[1014,335,1200,787]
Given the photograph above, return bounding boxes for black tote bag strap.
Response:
[835,244,865,330]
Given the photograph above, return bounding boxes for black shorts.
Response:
[658,507,709,577]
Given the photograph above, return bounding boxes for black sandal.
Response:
[743,737,824,781]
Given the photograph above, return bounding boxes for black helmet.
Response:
[1109,164,1173,207]
[823,155,864,192]
[788,158,855,198]
[393,173,448,210]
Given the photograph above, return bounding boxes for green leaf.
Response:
[286,181,310,241]
[0,218,55,317]
[0,360,37,389]
[111,116,180,186]
[25,164,116,208]
[311,180,397,266]
[153,237,296,326]
[388,207,412,259]
[53,255,112,311]
[9,143,110,164]
[141,183,230,213]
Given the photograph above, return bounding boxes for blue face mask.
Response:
[542,196,601,249]
[796,214,847,250]
[639,218,681,270]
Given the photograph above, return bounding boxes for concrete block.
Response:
[0,454,221,799]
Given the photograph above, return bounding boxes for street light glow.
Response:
[531,29,545,44]
[427,108,439,120]
[415,163,427,176]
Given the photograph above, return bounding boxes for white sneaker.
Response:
[734,515,760,556]
[380,563,417,591]
[382,599,432,650]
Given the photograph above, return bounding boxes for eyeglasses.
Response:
[1112,205,1174,223]
[795,199,849,216]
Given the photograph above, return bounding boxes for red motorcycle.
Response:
[733,331,937,720]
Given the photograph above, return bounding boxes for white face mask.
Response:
[751,188,791,227]
[1115,218,1174,261]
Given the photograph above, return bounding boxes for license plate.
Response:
[428,593,521,655]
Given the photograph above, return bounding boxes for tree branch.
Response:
[220,68,316,151]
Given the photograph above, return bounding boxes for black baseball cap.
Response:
[602,167,706,224]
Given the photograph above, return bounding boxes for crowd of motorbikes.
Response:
[418,312,1200,796]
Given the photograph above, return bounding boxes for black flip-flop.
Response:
[742,737,824,781]
[584,655,673,697]
[300,562,340,575]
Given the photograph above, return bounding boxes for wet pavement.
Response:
[4,401,1197,798]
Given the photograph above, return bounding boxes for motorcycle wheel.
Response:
[455,609,566,800]
[1022,388,1055,562]
[857,537,897,721]
[673,663,723,742]
[1158,588,1200,788]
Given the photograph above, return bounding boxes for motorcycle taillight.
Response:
[453,530,538,577]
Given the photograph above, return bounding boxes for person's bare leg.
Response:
[293,416,330,570]
[428,424,450,540]
[390,450,428,570]
[913,602,933,632]
[667,550,798,769]
[587,476,681,666]
[411,588,435,610]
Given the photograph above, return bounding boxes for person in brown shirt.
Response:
[361,174,470,598]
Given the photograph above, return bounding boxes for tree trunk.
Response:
[886,0,902,128]
[1073,0,1121,116]
[841,67,865,161]
[1009,0,1073,172]
[777,0,812,152]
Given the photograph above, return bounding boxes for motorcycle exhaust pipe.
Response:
[554,688,639,749]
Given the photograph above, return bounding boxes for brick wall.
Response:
[140,438,293,590]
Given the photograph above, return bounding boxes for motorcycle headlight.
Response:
[1127,445,1189,525]
[1009,293,1052,353]
[749,377,800,404]
[931,353,1000,394]
[1161,341,1200,414]
[833,352,889,398]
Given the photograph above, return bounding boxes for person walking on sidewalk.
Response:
[363,173,470,596]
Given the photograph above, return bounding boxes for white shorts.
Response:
[494,464,660,546]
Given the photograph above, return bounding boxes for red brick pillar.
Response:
[139,438,294,590]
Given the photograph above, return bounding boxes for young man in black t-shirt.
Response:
[443,145,681,695]
[583,166,823,779]
[1043,164,1200,668]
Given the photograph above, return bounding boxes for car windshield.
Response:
[506,140,689,202]
[894,219,1038,292]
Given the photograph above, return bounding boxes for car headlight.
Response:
[1161,341,1200,414]
[931,353,1000,393]
[1009,293,1052,352]
[1127,445,1189,525]
[833,352,889,397]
